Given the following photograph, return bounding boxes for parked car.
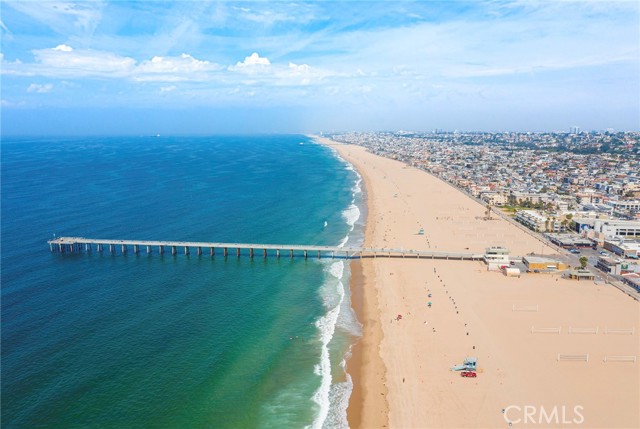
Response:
[461,371,477,378]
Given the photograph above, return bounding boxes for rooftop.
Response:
[523,255,564,264]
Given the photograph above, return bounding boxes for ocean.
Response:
[1,135,364,428]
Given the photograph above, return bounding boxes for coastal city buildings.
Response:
[327,130,640,232]
[327,130,640,290]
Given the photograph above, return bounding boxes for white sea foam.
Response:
[309,277,345,429]
[309,138,364,429]
[337,234,349,248]
[341,204,360,228]
[352,176,362,195]
[324,371,353,429]
[327,260,344,281]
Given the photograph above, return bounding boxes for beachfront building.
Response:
[515,210,545,231]
[515,210,561,232]
[522,256,569,272]
[620,273,640,292]
[480,191,508,206]
[508,191,545,205]
[602,240,640,258]
[546,233,594,248]
[593,219,640,239]
[595,256,622,275]
[484,246,510,270]
[566,270,596,281]
[571,217,598,234]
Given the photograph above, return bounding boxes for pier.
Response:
[48,237,484,261]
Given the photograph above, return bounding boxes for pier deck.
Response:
[48,237,483,261]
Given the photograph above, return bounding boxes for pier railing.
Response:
[48,237,484,261]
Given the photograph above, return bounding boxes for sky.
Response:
[1,0,639,135]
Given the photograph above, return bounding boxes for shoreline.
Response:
[313,135,389,428]
[313,135,639,429]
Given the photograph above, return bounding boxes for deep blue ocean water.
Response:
[1,135,363,428]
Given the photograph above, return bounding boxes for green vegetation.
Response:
[579,256,588,269]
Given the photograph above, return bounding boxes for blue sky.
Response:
[1,1,638,135]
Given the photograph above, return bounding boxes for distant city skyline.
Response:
[1,1,639,135]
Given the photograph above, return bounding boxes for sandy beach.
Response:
[316,137,639,429]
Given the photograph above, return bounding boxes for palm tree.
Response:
[485,204,492,220]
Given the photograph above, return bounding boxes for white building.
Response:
[484,246,510,271]
[606,200,640,213]
[593,220,640,239]
[481,192,508,206]
[515,210,561,232]
[603,240,640,258]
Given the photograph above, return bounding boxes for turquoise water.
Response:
[1,135,363,428]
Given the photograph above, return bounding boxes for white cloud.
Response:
[160,85,177,92]
[226,54,335,87]
[2,45,332,89]
[288,63,310,74]
[230,52,271,72]
[135,54,221,82]
[2,46,223,82]
[32,45,135,77]
[53,44,73,52]
[27,83,54,93]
